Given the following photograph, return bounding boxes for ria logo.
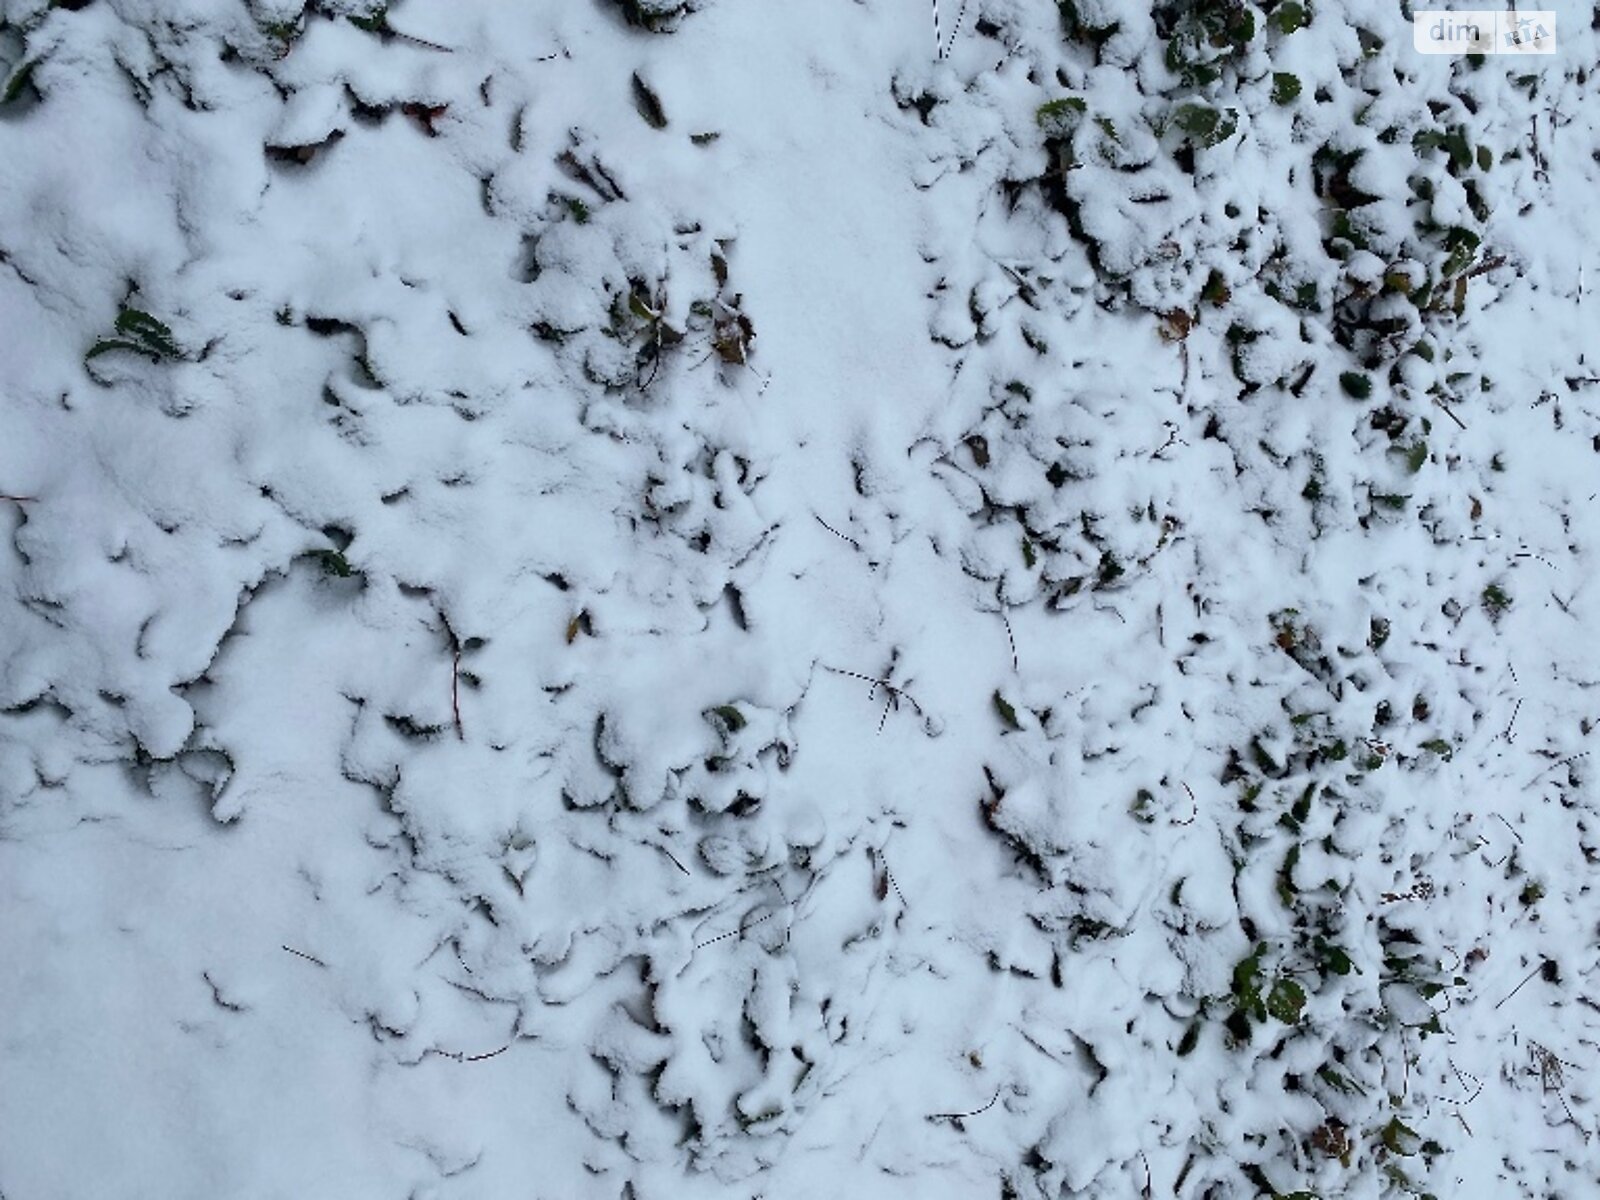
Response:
[1413,10,1556,54]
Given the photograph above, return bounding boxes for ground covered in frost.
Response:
[2,0,1599,1196]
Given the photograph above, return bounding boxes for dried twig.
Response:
[694,907,777,950]
[926,1086,1002,1124]
[1525,752,1590,788]
[653,843,692,876]
[1001,608,1018,672]
[880,853,908,908]
[1463,255,1508,280]
[451,643,464,741]
[422,1041,512,1064]
[942,0,969,58]
[1501,698,1522,742]
[1433,394,1468,430]
[281,944,328,968]
[814,513,861,551]
[1495,960,1549,1010]
[823,664,927,734]
[1175,781,1198,825]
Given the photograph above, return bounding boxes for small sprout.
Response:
[317,549,353,578]
[1483,583,1512,614]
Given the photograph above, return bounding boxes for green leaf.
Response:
[710,704,746,733]
[1232,943,1266,1011]
[993,691,1021,730]
[1021,538,1036,568]
[1273,2,1307,33]
[1036,96,1086,137]
[2,58,37,105]
[1382,1117,1421,1155]
[1317,1064,1365,1095]
[1271,72,1302,105]
[1291,784,1314,822]
[1441,227,1481,277]
[627,291,658,323]
[1267,977,1306,1023]
[1339,371,1372,399]
[1176,1020,1201,1056]
[1171,102,1239,148]
[348,5,389,32]
[631,72,668,129]
[1315,938,1355,977]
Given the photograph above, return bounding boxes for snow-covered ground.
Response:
[2,1,1598,1196]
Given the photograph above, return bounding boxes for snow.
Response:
[2,0,1599,1197]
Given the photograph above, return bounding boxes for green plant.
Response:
[87,308,185,364]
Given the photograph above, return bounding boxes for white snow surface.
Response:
[1,1,1599,1197]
